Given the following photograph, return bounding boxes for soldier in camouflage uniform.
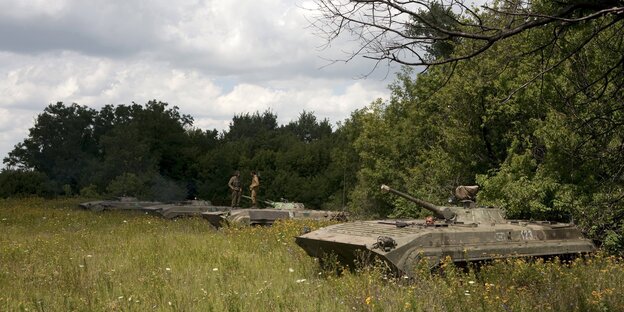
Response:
[228,170,242,207]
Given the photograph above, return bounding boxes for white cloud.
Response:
[0,0,395,166]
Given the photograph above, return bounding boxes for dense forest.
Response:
[1,102,351,211]
[2,0,623,254]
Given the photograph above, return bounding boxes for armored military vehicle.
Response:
[144,200,230,219]
[295,185,595,275]
[79,197,161,212]
[239,195,306,210]
[202,197,347,227]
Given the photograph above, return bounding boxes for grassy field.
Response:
[1,198,623,311]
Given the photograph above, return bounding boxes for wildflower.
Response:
[296,279,307,283]
[468,280,475,285]
[86,255,93,258]
[166,267,171,271]
[123,220,127,223]
[79,264,84,268]
[288,268,295,273]
[212,268,218,271]
[118,296,124,299]
[168,301,172,306]
[365,296,372,305]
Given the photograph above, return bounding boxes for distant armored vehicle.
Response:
[202,197,347,227]
[241,195,305,210]
[79,197,161,212]
[296,185,595,276]
[144,200,230,219]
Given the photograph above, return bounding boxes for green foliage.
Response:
[61,184,73,196]
[343,3,624,250]
[4,102,98,191]
[79,184,100,198]
[3,102,351,210]
[106,173,145,197]
[0,169,54,198]
[407,2,460,60]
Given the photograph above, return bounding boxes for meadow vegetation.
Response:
[1,198,623,311]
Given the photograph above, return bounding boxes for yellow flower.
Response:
[365,296,372,305]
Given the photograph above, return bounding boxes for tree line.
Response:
[1,101,353,210]
[2,0,623,253]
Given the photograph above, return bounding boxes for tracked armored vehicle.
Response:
[296,185,595,275]
[143,200,230,219]
[79,197,161,212]
[202,197,347,227]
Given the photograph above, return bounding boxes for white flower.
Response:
[468,281,476,285]
[296,279,307,283]
[288,268,295,273]
[212,268,218,271]
[166,267,171,271]
[86,255,93,258]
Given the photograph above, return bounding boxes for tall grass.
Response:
[1,198,622,311]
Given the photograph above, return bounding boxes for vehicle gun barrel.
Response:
[380,184,456,221]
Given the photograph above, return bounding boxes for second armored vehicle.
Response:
[296,185,595,276]
[143,200,230,219]
[202,197,347,227]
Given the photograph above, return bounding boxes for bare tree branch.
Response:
[310,0,624,67]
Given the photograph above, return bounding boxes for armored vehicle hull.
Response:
[296,219,595,274]
[202,208,347,227]
[79,197,161,212]
[143,200,230,219]
[295,185,595,275]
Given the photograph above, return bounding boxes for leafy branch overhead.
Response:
[311,0,624,66]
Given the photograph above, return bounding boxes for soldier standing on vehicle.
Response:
[228,170,242,207]
[249,171,260,207]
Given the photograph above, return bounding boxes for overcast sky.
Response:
[0,0,399,165]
